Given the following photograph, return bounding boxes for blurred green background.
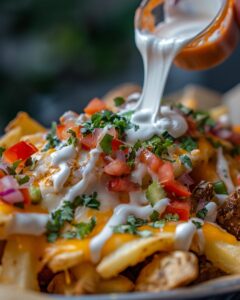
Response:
[0,0,240,130]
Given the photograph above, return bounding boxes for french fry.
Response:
[203,223,240,275]
[0,239,39,290]
[0,127,23,148]
[0,112,46,148]
[6,112,46,135]
[97,233,174,279]
[48,250,84,273]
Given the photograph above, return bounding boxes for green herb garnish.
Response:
[180,137,198,152]
[42,122,61,152]
[114,97,125,107]
[100,134,114,154]
[113,215,147,236]
[67,129,78,147]
[46,192,100,242]
[16,175,30,185]
[180,155,193,170]
[196,207,208,220]
[7,160,21,175]
[62,217,96,240]
[82,110,138,139]
[192,220,202,229]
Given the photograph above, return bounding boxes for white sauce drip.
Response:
[217,147,234,193]
[175,221,196,251]
[6,213,49,236]
[51,145,76,192]
[205,202,218,222]
[127,106,188,143]
[90,199,169,263]
[62,148,101,206]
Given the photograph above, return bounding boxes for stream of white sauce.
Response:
[127,0,222,143]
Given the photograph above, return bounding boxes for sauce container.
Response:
[136,0,240,71]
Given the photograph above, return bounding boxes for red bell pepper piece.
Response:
[3,141,38,164]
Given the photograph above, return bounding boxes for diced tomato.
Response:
[108,177,139,193]
[158,162,174,183]
[165,200,190,221]
[21,188,31,205]
[80,128,102,150]
[140,149,163,173]
[164,180,191,197]
[84,98,107,115]
[3,141,38,164]
[158,162,191,197]
[104,160,131,176]
[56,124,81,140]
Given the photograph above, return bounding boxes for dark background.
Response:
[0,0,240,130]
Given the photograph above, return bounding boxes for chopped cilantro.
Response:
[150,210,160,222]
[180,155,193,170]
[16,175,30,185]
[113,215,147,236]
[114,97,125,107]
[143,134,173,158]
[193,111,216,131]
[42,122,61,152]
[82,110,138,139]
[46,193,100,242]
[74,192,100,210]
[100,134,114,154]
[196,207,208,220]
[192,220,202,229]
[0,147,5,158]
[62,217,96,240]
[127,215,147,227]
[152,219,165,228]
[7,160,21,175]
[67,129,78,147]
[180,137,198,152]
[176,103,193,116]
[126,140,142,168]
[164,214,180,222]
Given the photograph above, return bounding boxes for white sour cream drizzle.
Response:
[217,147,234,193]
[205,202,218,222]
[90,198,169,263]
[175,218,204,251]
[6,213,49,236]
[51,145,76,192]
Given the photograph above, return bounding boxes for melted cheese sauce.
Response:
[90,199,169,262]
